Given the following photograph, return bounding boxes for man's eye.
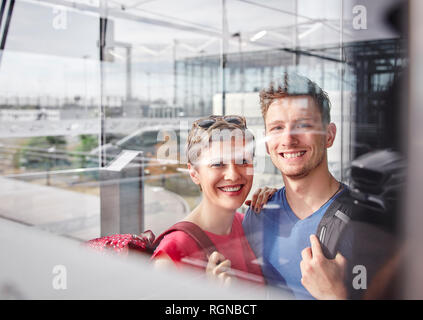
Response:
[270,126,282,131]
[297,123,312,129]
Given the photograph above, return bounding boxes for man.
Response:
[243,73,351,299]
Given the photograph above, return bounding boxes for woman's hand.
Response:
[245,187,278,213]
[206,251,233,287]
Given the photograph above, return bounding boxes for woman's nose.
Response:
[224,164,241,181]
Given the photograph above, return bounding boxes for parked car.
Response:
[90,125,183,168]
[349,149,406,233]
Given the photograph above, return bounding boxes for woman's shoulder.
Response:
[156,230,200,250]
[234,211,245,223]
[233,212,250,234]
[152,230,202,261]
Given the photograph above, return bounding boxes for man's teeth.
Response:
[220,186,242,192]
[283,151,305,159]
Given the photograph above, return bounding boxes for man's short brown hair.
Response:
[260,73,331,125]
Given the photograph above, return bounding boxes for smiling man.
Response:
[243,73,352,299]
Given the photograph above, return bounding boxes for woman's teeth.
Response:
[220,185,242,192]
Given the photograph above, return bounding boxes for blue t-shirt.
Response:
[243,186,353,299]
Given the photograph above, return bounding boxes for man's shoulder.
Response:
[243,187,284,226]
[322,185,355,216]
[269,187,285,202]
[258,186,285,213]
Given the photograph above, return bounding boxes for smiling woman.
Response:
[152,115,265,285]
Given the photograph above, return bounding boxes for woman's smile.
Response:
[217,184,245,196]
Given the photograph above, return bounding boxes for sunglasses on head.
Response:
[194,115,247,129]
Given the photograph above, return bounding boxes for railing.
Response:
[0,144,195,236]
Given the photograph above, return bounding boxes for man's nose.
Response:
[280,127,299,146]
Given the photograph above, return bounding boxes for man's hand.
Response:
[244,187,277,213]
[300,234,348,300]
[206,251,233,287]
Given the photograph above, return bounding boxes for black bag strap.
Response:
[152,221,217,258]
[316,188,354,259]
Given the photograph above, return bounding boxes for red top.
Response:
[152,212,264,284]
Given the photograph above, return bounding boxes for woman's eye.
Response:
[210,162,224,168]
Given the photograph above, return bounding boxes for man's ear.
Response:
[187,163,201,185]
[325,123,337,148]
[265,140,270,155]
[264,129,270,155]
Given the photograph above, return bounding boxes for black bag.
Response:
[316,189,355,259]
[316,187,396,259]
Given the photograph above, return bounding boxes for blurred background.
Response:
[0,0,419,299]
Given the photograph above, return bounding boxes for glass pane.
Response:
[0,0,409,300]
[0,1,101,241]
[97,0,222,237]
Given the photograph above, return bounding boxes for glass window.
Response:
[0,0,411,300]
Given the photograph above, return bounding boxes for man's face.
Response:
[264,96,336,179]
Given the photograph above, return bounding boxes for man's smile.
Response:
[279,151,307,159]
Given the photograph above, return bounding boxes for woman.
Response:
[152,115,271,285]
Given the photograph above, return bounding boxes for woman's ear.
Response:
[325,122,337,148]
[187,163,201,185]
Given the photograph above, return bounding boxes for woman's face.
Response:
[189,139,254,212]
